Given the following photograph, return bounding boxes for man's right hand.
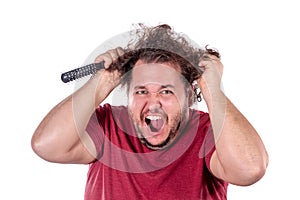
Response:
[93,47,124,98]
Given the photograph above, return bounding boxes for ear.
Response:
[187,86,194,107]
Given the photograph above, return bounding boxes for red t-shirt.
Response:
[85,104,228,200]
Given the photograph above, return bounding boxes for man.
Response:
[32,24,268,199]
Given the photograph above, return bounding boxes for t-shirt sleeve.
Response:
[204,124,217,174]
[86,105,108,159]
[196,112,216,174]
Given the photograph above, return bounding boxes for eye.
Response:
[160,89,174,95]
[135,90,148,95]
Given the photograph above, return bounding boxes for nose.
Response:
[147,93,162,111]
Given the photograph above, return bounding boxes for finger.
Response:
[94,53,113,69]
[107,47,125,61]
[116,47,125,57]
[198,60,211,69]
[206,54,220,61]
[107,49,120,61]
[198,59,224,76]
[201,53,220,62]
[94,47,124,69]
[198,55,222,67]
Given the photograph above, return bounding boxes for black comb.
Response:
[61,62,105,83]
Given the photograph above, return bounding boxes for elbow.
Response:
[235,154,269,186]
[228,164,267,186]
[31,130,84,164]
[31,133,50,162]
[31,130,60,163]
[241,163,267,186]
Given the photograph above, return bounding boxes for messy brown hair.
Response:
[110,24,220,102]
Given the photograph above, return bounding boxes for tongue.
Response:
[149,119,164,132]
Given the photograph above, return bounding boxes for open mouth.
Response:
[145,115,165,132]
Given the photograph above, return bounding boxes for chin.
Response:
[139,131,177,150]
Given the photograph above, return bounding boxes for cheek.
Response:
[128,96,144,113]
[161,96,182,114]
[172,90,188,106]
[162,94,189,118]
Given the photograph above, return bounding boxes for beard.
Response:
[138,125,178,150]
[129,107,188,150]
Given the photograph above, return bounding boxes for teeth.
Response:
[146,116,162,120]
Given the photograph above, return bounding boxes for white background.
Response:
[1,0,299,199]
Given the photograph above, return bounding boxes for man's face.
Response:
[127,60,190,150]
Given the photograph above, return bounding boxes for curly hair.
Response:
[110,24,220,102]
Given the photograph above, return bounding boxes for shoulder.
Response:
[96,103,128,114]
[94,103,128,120]
[189,108,210,127]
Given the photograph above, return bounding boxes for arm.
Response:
[198,55,269,186]
[31,48,124,164]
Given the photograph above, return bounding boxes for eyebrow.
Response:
[133,84,176,90]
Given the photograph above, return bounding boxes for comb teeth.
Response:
[61,62,104,83]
